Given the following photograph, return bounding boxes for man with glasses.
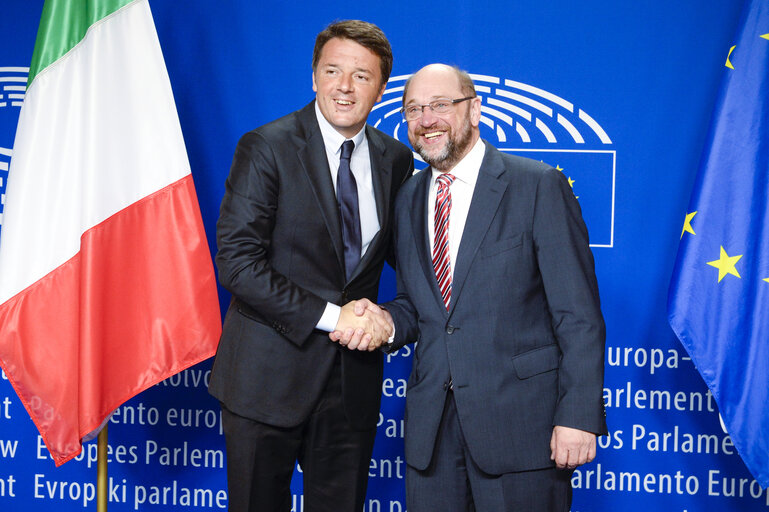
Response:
[210,20,413,512]
[336,63,606,511]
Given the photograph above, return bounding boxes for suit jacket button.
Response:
[446,326,455,335]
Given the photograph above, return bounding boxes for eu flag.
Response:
[668,0,769,487]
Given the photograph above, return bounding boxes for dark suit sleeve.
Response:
[385,284,420,353]
[382,191,420,351]
[215,131,327,346]
[532,168,607,435]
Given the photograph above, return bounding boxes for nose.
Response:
[338,73,353,92]
[419,106,438,126]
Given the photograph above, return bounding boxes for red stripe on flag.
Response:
[0,175,221,465]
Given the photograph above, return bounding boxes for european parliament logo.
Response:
[0,66,28,233]
[369,73,616,248]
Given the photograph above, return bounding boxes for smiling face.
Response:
[312,37,386,138]
[404,65,481,172]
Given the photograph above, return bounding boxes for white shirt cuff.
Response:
[316,302,342,332]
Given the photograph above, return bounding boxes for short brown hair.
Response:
[313,20,393,86]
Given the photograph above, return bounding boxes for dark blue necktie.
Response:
[337,140,360,281]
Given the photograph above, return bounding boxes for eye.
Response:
[433,101,451,110]
[354,73,369,82]
[406,106,420,116]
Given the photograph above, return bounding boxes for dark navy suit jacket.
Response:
[209,101,413,430]
[385,141,607,474]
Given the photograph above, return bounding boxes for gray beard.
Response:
[414,115,473,171]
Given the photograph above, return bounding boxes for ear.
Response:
[375,82,386,103]
[312,70,318,93]
[469,96,482,127]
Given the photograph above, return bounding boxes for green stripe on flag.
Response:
[28,0,135,84]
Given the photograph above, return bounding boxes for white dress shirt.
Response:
[428,137,485,281]
[384,137,485,345]
[314,103,380,331]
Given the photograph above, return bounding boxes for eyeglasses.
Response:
[400,96,475,121]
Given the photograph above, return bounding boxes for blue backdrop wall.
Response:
[2,1,766,510]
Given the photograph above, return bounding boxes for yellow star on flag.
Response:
[556,165,564,172]
[681,211,697,238]
[764,277,769,283]
[567,176,579,198]
[726,45,736,69]
[707,246,742,282]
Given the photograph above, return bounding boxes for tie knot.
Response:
[436,173,455,189]
[340,140,355,160]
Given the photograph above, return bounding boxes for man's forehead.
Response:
[319,38,375,60]
[405,82,461,103]
[406,68,461,99]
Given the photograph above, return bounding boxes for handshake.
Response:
[329,299,394,351]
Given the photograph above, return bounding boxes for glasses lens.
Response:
[404,106,421,120]
[431,100,452,114]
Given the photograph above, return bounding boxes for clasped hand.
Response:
[329,299,393,351]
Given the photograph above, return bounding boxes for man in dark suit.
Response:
[339,63,606,511]
[209,20,413,512]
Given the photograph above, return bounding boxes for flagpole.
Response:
[97,425,108,512]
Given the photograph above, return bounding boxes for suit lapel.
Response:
[367,127,390,232]
[296,103,346,276]
[450,143,508,313]
[351,127,391,280]
[410,167,448,314]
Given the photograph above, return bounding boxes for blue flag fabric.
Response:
[668,0,769,488]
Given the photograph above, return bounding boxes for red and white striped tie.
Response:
[433,173,456,310]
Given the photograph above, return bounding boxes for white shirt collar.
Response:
[314,101,366,154]
[431,136,485,187]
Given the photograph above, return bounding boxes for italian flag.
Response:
[0,0,221,465]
